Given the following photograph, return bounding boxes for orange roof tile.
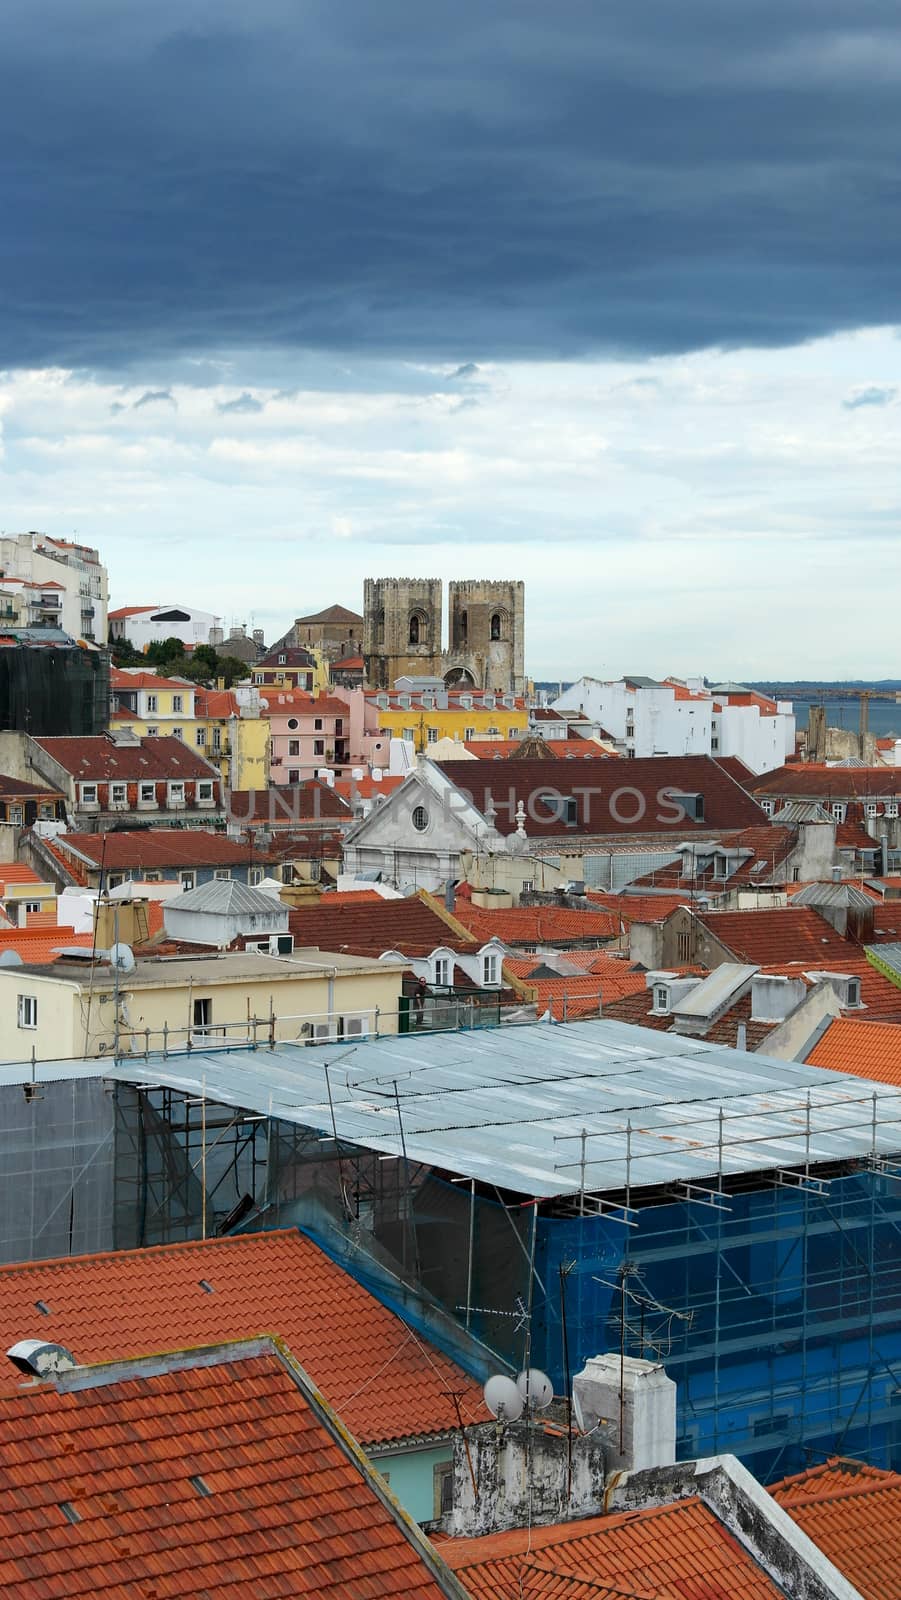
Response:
[442,1498,786,1600]
[453,901,619,946]
[0,1343,453,1600]
[0,862,43,887]
[0,925,92,965]
[0,1228,484,1444]
[586,891,693,924]
[504,958,647,1019]
[804,1017,901,1085]
[770,1456,901,1600]
[700,907,853,965]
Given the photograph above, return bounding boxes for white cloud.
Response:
[0,329,899,675]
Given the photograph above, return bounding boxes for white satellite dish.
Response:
[107,943,136,973]
[483,1374,524,1422]
[516,1368,553,1410]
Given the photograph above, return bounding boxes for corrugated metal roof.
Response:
[93,1020,901,1198]
[792,881,875,910]
[168,878,287,916]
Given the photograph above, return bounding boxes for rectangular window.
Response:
[403,727,415,743]
[831,803,846,822]
[146,726,159,737]
[433,957,449,985]
[180,870,195,891]
[288,740,300,756]
[677,931,691,962]
[521,880,534,894]
[465,727,475,741]
[9,806,22,825]
[172,727,183,740]
[168,782,185,804]
[196,728,206,747]
[314,718,323,731]
[17,995,37,1029]
[314,740,324,756]
[214,869,231,880]
[508,727,519,739]
[427,727,438,744]
[80,783,98,805]
[110,782,127,805]
[865,802,878,818]
[139,782,156,804]
[886,801,899,818]
[482,952,499,985]
[146,694,157,712]
[172,695,183,713]
[335,719,343,735]
[761,799,775,816]
[197,780,214,801]
[288,769,300,784]
[144,871,162,882]
[249,867,263,886]
[192,997,212,1033]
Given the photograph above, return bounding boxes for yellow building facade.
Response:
[1,950,407,1061]
[370,700,529,752]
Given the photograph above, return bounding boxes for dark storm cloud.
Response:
[843,385,897,409]
[3,0,901,369]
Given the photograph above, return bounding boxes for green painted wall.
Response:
[369,1442,452,1524]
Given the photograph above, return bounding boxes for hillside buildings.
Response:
[0,532,108,642]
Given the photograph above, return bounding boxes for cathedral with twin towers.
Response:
[363,578,525,694]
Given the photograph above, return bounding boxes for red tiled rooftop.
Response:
[770,1456,901,1600]
[33,735,219,782]
[442,1497,786,1599]
[804,1017,901,1085]
[700,907,854,965]
[505,958,647,1019]
[0,1229,484,1444]
[453,901,619,946]
[289,893,475,956]
[0,1343,453,1600]
[334,774,406,801]
[587,891,694,924]
[56,829,259,871]
[752,765,901,799]
[438,755,767,837]
[0,862,43,887]
[0,925,92,968]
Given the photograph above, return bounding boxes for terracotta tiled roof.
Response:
[438,756,767,838]
[752,765,901,799]
[836,819,880,851]
[603,986,777,1050]
[700,907,853,964]
[57,829,258,871]
[332,653,364,669]
[0,1342,453,1600]
[334,774,406,801]
[0,925,92,967]
[461,741,611,761]
[228,782,351,825]
[193,686,241,718]
[0,1229,484,1443]
[0,772,63,799]
[453,902,619,946]
[586,891,694,924]
[0,862,43,887]
[804,1018,901,1085]
[289,894,475,956]
[33,735,219,782]
[504,958,647,1019]
[108,603,156,618]
[110,667,189,691]
[627,825,797,894]
[442,1498,786,1599]
[770,1456,901,1600]
[260,690,352,716]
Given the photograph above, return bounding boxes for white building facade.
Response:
[108,603,222,651]
[0,533,108,642]
[555,676,794,775]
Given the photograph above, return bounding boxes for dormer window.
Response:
[652,985,669,1014]
[831,803,846,822]
[846,978,861,1007]
[714,855,729,879]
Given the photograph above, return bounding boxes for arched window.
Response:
[490,612,501,641]
[409,613,421,645]
[376,608,385,645]
[460,609,468,643]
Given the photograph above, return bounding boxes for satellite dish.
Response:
[0,950,23,967]
[107,943,136,973]
[516,1368,553,1410]
[483,1374,524,1422]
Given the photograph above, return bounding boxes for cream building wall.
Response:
[0,953,407,1062]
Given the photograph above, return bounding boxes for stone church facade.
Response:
[363,578,525,692]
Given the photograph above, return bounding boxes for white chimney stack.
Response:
[573,1354,676,1474]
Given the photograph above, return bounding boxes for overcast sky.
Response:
[2,0,900,678]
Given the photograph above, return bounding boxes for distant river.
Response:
[790,698,901,741]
